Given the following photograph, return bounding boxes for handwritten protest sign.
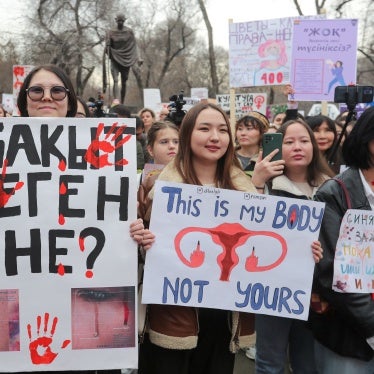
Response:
[290,18,358,102]
[0,117,137,371]
[216,93,267,118]
[229,15,324,88]
[333,209,374,293]
[142,181,325,321]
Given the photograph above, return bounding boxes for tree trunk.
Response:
[197,0,219,96]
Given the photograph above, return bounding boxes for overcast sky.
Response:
[0,0,318,47]
[206,0,317,47]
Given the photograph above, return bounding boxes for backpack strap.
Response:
[333,178,352,209]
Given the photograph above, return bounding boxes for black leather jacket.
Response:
[311,168,374,360]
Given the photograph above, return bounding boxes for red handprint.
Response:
[84,122,131,168]
[0,159,24,208]
[27,312,71,365]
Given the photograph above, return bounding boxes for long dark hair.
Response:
[17,64,77,117]
[278,119,334,186]
[174,102,241,189]
[343,107,374,169]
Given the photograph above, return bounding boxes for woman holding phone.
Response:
[254,119,332,373]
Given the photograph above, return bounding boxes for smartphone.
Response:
[334,85,374,104]
[262,133,283,161]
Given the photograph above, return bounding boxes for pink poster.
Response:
[290,19,358,102]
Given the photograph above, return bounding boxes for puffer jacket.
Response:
[138,161,257,352]
[310,167,374,361]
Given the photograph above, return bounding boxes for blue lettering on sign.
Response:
[272,200,324,232]
[161,186,201,217]
[162,277,209,304]
[236,281,305,315]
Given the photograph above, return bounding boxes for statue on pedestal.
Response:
[104,14,140,103]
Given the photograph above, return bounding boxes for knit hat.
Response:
[245,111,270,131]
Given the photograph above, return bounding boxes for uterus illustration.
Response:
[174,222,287,281]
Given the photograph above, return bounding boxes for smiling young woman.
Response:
[138,102,257,374]
[17,64,77,118]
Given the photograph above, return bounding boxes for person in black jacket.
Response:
[311,106,374,373]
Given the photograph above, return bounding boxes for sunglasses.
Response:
[26,86,69,101]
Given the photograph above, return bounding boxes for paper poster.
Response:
[290,18,358,102]
[0,117,138,371]
[216,93,267,117]
[191,87,209,100]
[333,209,374,293]
[142,181,325,321]
[229,15,325,88]
[143,88,162,112]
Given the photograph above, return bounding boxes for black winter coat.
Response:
[311,167,374,361]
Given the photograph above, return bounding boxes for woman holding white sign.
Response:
[15,64,147,374]
[311,107,374,373]
[17,64,77,118]
[138,102,261,374]
[254,118,330,374]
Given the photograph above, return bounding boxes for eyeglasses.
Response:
[26,86,69,101]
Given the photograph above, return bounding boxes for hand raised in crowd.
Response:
[283,83,295,96]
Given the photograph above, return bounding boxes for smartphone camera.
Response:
[334,85,374,105]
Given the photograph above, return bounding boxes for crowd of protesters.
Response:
[1,63,374,374]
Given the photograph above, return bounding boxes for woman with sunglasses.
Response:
[17,64,77,118]
[14,65,146,374]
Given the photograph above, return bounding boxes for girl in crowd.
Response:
[252,119,330,373]
[235,111,269,177]
[138,107,156,133]
[138,102,260,374]
[138,121,179,226]
[306,114,343,175]
[311,107,374,373]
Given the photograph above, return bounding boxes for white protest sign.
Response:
[191,87,209,99]
[0,117,138,371]
[216,93,267,117]
[229,15,325,88]
[143,88,162,112]
[333,209,374,293]
[142,181,325,321]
